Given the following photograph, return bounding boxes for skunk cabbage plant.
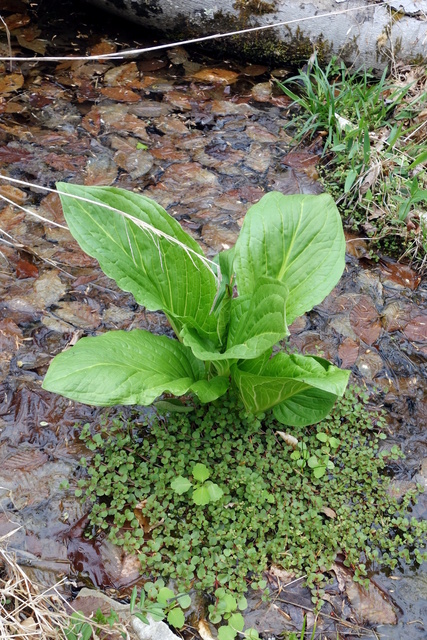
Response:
[43,185,350,427]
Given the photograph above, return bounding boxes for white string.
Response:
[0,4,387,63]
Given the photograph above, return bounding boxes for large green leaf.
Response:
[233,192,345,324]
[42,330,228,406]
[180,278,288,362]
[56,183,219,341]
[232,353,350,426]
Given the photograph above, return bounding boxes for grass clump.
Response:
[277,55,427,271]
[76,386,426,610]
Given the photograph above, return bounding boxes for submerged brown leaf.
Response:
[349,295,382,345]
[192,68,239,84]
[332,563,397,625]
[0,73,24,94]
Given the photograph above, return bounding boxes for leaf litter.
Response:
[0,1,426,638]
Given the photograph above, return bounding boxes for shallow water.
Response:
[0,1,425,637]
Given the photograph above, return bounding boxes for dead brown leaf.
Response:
[2,13,30,30]
[16,258,39,279]
[349,295,382,345]
[0,184,27,204]
[338,337,360,367]
[100,86,140,102]
[0,73,24,94]
[403,314,427,342]
[192,68,239,84]
[332,563,397,625]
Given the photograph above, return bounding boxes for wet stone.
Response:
[114,149,154,179]
[355,350,384,380]
[244,142,271,173]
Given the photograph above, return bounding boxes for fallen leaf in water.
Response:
[332,563,397,625]
[271,95,292,108]
[114,149,153,179]
[349,295,381,345]
[403,315,427,342]
[156,115,190,136]
[246,123,277,143]
[3,13,31,30]
[338,337,359,367]
[100,86,140,102]
[103,61,141,87]
[138,57,168,72]
[269,168,323,195]
[251,82,273,102]
[85,154,118,186]
[0,73,24,94]
[31,272,67,308]
[44,152,87,172]
[89,39,117,57]
[1,449,48,471]
[70,588,129,623]
[281,150,319,170]
[55,301,101,330]
[164,89,193,110]
[242,64,268,76]
[0,184,28,204]
[381,300,413,332]
[0,145,32,163]
[379,258,421,289]
[192,68,239,84]
[99,538,141,588]
[16,258,39,279]
[0,319,23,356]
[81,107,102,135]
[16,34,48,54]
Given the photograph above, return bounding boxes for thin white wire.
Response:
[0,4,387,63]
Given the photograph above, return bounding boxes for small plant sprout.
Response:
[171,463,224,505]
[129,580,191,629]
[43,185,350,427]
[208,589,259,640]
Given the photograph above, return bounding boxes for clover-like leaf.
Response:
[205,481,224,502]
[157,587,175,605]
[229,612,245,632]
[171,476,192,495]
[218,625,237,640]
[192,486,210,506]
[167,607,185,629]
[192,463,210,483]
[176,594,191,609]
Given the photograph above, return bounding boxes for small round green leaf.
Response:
[229,612,245,631]
[167,607,185,629]
[176,594,192,609]
[218,625,237,640]
[157,587,175,605]
[192,463,210,482]
[193,486,210,505]
[206,481,224,502]
[171,476,192,495]
[316,432,328,443]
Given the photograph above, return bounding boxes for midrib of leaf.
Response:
[252,379,311,408]
[56,356,194,381]
[277,206,303,281]
[279,213,331,283]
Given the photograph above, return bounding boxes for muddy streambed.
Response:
[0,1,426,638]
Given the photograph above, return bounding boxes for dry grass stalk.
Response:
[0,534,129,640]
